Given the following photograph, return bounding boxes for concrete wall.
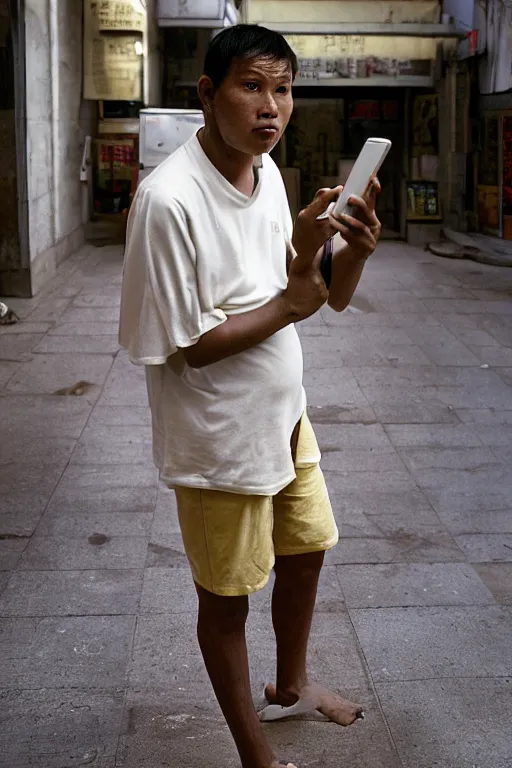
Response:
[25,0,96,295]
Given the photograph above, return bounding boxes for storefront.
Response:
[477,106,512,240]
[445,0,512,240]
[280,89,407,236]
[269,28,459,239]
[82,0,238,235]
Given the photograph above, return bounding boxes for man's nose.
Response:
[259,91,278,118]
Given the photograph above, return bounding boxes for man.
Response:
[119,24,381,768]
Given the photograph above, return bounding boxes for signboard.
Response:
[348,100,399,121]
[297,57,431,81]
[286,34,441,60]
[248,1,441,25]
[88,0,145,32]
[286,35,437,83]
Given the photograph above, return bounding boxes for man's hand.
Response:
[291,187,342,262]
[284,187,343,320]
[329,178,382,261]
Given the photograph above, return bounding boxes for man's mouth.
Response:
[253,125,279,135]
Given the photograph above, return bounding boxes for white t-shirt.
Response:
[119,133,318,495]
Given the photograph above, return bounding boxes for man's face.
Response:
[208,56,294,156]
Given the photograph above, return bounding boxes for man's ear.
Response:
[198,75,216,112]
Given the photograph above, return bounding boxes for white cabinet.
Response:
[139,108,204,173]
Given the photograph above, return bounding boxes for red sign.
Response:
[349,100,399,121]
[467,30,478,57]
[349,101,380,121]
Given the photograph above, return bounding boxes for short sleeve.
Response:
[274,164,295,259]
[119,186,227,364]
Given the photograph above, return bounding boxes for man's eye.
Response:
[276,86,289,94]
[244,82,259,91]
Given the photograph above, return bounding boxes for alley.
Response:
[1,241,512,768]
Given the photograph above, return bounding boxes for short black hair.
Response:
[204,24,298,88]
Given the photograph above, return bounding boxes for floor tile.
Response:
[350,605,512,681]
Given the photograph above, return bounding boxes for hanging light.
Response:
[134,40,144,56]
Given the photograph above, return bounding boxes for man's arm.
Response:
[183,296,295,368]
[326,179,382,313]
[184,187,340,369]
[327,234,369,313]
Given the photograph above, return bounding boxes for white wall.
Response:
[245,1,441,24]
[24,0,95,294]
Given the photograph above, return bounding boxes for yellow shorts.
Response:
[174,412,339,596]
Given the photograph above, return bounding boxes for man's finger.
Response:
[346,195,373,224]
[308,185,343,217]
[333,220,376,252]
[332,212,369,234]
[367,177,381,207]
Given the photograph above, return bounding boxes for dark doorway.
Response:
[0,0,29,296]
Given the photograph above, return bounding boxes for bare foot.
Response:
[262,682,364,726]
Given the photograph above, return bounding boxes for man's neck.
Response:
[198,125,256,197]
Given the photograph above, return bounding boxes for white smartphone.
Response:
[319,138,392,220]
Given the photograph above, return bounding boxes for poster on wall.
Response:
[87,0,145,32]
[412,94,438,156]
[84,35,142,101]
[83,0,144,100]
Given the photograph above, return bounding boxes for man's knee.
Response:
[196,583,249,634]
[274,551,325,581]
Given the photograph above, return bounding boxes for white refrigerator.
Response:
[138,108,204,183]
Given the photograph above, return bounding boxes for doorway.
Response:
[0,0,29,296]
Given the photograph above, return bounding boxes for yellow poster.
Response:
[84,35,142,101]
[83,0,145,100]
[88,0,145,33]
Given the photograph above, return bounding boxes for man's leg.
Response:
[196,584,291,768]
[272,552,323,695]
[176,486,295,766]
[267,551,363,726]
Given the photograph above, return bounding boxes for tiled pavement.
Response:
[1,242,512,768]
